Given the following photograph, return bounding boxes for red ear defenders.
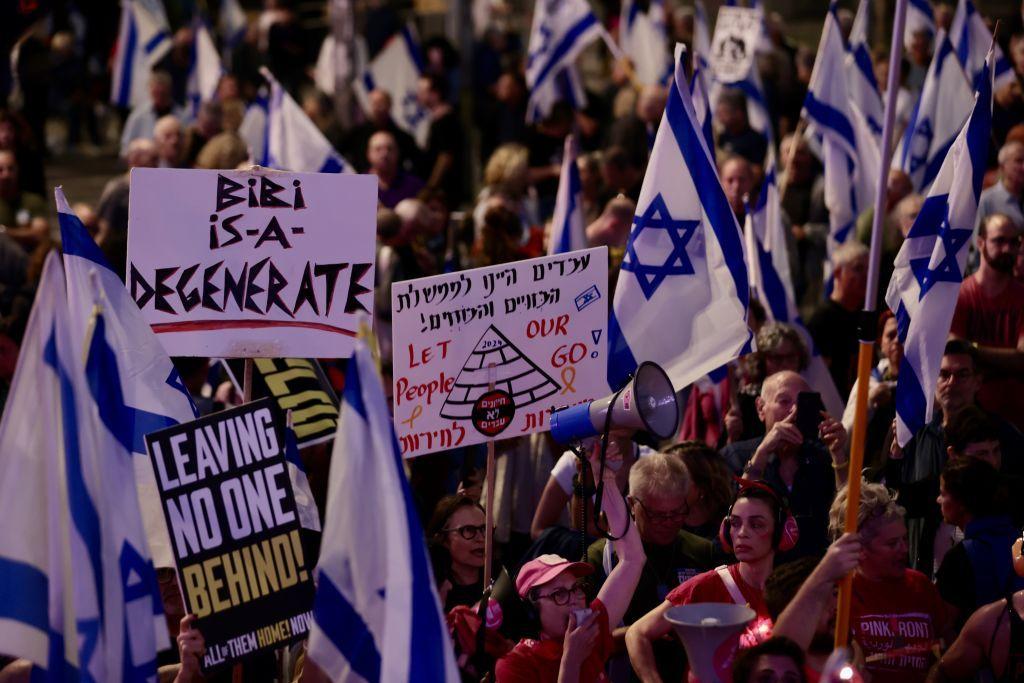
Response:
[1013,534,1024,578]
[719,480,799,554]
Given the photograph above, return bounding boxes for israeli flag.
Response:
[307,339,458,682]
[894,30,974,193]
[185,18,224,119]
[886,53,992,447]
[744,159,845,418]
[608,44,752,391]
[353,26,431,147]
[548,134,587,255]
[110,0,171,109]
[0,250,168,681]
[261,68,350,173]
[905,0,936,52]
[58,188,199,571]
[694,0,712,65]
[621,0,671,85]
[218,0,247,49]
[847,0,884,140]
[526,0,602,122]
[284,423,321,533]
[802,3,880,268]
[950,0,1016,90]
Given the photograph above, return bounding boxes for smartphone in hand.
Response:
[795,391,825,441]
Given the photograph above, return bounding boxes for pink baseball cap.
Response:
[515,554,594,598]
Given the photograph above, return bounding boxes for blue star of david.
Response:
[908,118,934,174]
[909,218,972,298]
[402,92,426,128]
[621,193,699,300]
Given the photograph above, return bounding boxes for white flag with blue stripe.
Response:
[621,0,671,85]
[694,0,712,66]
[885,53,992,447]
[744,160,845,418]
[0,250,168,681]
[608,44,753,391]
[691,57,715,152]
[284,424,321,533]
[185,18,224,119]
[218,0,248,50]
[353,27,430,147]
[58,188,199,571]
[548,134,587,255]
[905,0,935,52]
[847,0,884,140]
[307,339,458,682]
[526,0,602,122]
[894,30,974,193]
[951,0,1016,90]
[261,68,350,173]
[802,3,880,268]
[110,0,171,109]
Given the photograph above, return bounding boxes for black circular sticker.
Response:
[471,390,515,437]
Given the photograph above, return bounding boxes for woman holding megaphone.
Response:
[625,482,797,682]
[495,437,645,683]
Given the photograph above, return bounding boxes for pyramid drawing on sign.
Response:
[440,325,561,420]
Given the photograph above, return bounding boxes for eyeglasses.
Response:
[534,581,587,606]
[633,498,688,523]
[441,524,486,540]
[938,369,973,382]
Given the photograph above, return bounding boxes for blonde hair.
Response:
[629,452,690,501]
[483,144,529,193]
[828,480,905,542]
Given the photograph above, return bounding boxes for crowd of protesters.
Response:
[1,0,1024,681]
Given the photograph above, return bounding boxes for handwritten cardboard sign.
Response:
[709,5,763,83]
[127,168,377,358]
[144,399,315,670]
[391,248,610,457]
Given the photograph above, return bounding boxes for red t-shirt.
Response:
[848,570,950,683]
[494,598,614,683]
[950,275,1024,430]
[666,565,773,683]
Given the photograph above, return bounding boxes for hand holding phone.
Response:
[795,391,825,442]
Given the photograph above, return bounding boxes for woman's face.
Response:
[728,497,776,562]
[442,506,486,570]
[880,317,903,371]
[534,571,587,639]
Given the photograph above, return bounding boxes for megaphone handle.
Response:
[591,383,631,542]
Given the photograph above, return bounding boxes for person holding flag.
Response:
[608,43,752,395]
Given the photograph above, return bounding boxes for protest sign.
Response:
[145,399,315,669]
[709,5,763,83]
[127,168,377,358]
[391,247,609,457]
[252,358,338,447]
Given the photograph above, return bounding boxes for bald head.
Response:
[757,370,810,430]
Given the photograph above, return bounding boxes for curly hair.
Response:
[665,441,734,524]
[828,480,904,542]
[756,322,810,372]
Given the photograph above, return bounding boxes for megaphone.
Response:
[549,361,679,446]
[664,603,756,683]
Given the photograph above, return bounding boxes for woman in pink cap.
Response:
[495,439,645,683]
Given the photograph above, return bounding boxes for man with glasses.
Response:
[585,452,715,682]
[951,213,1024,432]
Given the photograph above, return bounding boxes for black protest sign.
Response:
[252,358,338,447]
[145,399,315,670]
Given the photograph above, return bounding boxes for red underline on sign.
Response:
[150,320,357,337]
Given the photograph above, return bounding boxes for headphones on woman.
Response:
[718,479,799,554]
[1013,532,1024,578]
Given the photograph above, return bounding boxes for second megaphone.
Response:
[549,361,679,444]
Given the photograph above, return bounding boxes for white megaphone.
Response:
[664,603,756,683]
[549,361,679,446]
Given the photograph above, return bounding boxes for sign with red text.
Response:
[391,248,609,457]
[127,168,377,358]
[144,399,315,670]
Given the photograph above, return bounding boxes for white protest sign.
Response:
[392,247,610,458]
[709,6,763,83]
[127,167,377,358]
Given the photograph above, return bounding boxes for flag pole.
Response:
[834,0,909,649]
[483,363,497,593]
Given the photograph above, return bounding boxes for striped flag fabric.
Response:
[905,0,936,52]
[886,52,993,446]
[846,0,884,140]
[185,17,224,119]
[608,43,753,391]
[950,0,1016,90]
[261,68,351,173]
[894,30,975,193]
[352,26,431,147]
[620,0,671,85]
[802,3,880,274]
[525,0,603,122]
[307,339,458,682]
[110,0,171,109]
[547,134,587,255]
